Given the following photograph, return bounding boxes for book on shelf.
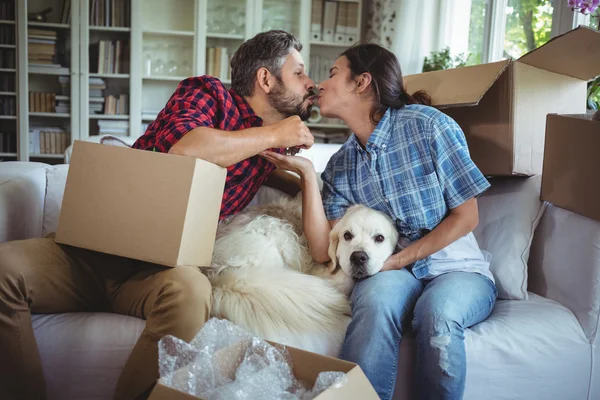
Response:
[90,40,129,74]
[61,0,72,24]
[309,54,337,84]
[0,73,15,91]
[29,126,69,155]
[0,1,16,20]
[98,119,128,135]
[206,47,232,81]
[102,94,128,115]
[0,131,15,153]
[0,48,15,69]
[0,25,15,45]
[58,76,70,95]
[29,91,57,113]
[56,95,70,113]
[89,77,106,113]
[90,0,131,27]
[0,95,15,115]
[28,28,61,67]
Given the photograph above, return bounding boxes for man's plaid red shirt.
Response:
[132,76,284,220]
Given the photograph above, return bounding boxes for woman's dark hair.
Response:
[230,30,302,97]
[341,43,431,124]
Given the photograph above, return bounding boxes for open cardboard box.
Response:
[404,26,600,177]
[148,339,379,400]
[55,141,227,267]
[541,113,600,222]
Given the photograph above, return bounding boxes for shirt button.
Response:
[385,198,390,204]
[382,144,387,149]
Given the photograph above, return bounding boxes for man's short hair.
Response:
[230,30,302,97]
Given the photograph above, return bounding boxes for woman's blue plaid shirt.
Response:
[321,104,490,277]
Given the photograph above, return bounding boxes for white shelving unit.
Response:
[6,0,362,162]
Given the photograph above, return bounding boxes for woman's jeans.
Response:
[340,269,497,400]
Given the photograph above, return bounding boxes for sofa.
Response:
[1,148,599,400]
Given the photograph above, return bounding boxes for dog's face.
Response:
[328,205,399,280]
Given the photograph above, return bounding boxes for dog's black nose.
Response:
[350,251,369,265]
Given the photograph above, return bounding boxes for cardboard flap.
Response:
[517,26,600,81]
[404,60,511,108]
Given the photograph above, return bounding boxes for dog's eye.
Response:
[374,234,385,243]
[343,231,353,241]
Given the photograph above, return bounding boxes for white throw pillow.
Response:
[473,174,547,300]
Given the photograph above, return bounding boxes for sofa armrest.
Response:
[0,162,50,242]
[528,203,600,344]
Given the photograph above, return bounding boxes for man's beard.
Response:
[268,79,313,121]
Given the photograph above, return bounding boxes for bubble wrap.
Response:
[157,318,348,399]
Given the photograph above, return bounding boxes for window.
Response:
[503,0,554,59]
[467,0,488,65]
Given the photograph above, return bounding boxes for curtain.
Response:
[364,0,474,75]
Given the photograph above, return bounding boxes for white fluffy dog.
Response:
[204,195,398,354]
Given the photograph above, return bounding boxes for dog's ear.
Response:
[327,224,340,273]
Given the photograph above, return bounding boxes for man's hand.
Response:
[268,116,314,151]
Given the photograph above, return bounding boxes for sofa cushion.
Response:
[43,165,69,237]
[32,313,145,400]
[529,204,600,344]
[0,162,49,242]
[394,293,590,400]
[473,175,546,300]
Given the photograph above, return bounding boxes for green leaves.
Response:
[422,47,471,72]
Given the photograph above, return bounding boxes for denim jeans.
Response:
[340,269,497,400]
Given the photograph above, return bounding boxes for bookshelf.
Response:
[6,0,361,162]
[0,0,17,159]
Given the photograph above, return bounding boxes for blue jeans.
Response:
[340,269,497,400]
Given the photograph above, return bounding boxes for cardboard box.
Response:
[404,26,600,177]
[541,113,600,222]
[148,340,379,400]
[55,141,227,267]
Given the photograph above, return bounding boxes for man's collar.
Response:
[229,87,262,123]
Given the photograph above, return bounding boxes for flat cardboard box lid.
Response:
[404,59,511,108]
[517,26,600,81]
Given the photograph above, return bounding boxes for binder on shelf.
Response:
[346,2,359,44]
[334,2,347,43]
[311,0,323,41]
[322,1,338,42]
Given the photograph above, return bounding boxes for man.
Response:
[0,30,316,400]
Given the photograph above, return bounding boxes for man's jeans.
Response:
[340,269,497,400]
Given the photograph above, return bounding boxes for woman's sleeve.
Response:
[429,114,491,209]
[321,159,352,221]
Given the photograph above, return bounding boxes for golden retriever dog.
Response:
[203,196,398,355]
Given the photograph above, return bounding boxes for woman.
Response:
[260,43,497,400]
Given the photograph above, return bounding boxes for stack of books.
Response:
[89,78,106,114]
[98,120,128,135]
[28,29,59,68]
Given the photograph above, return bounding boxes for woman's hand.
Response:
[260,150,314,176]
